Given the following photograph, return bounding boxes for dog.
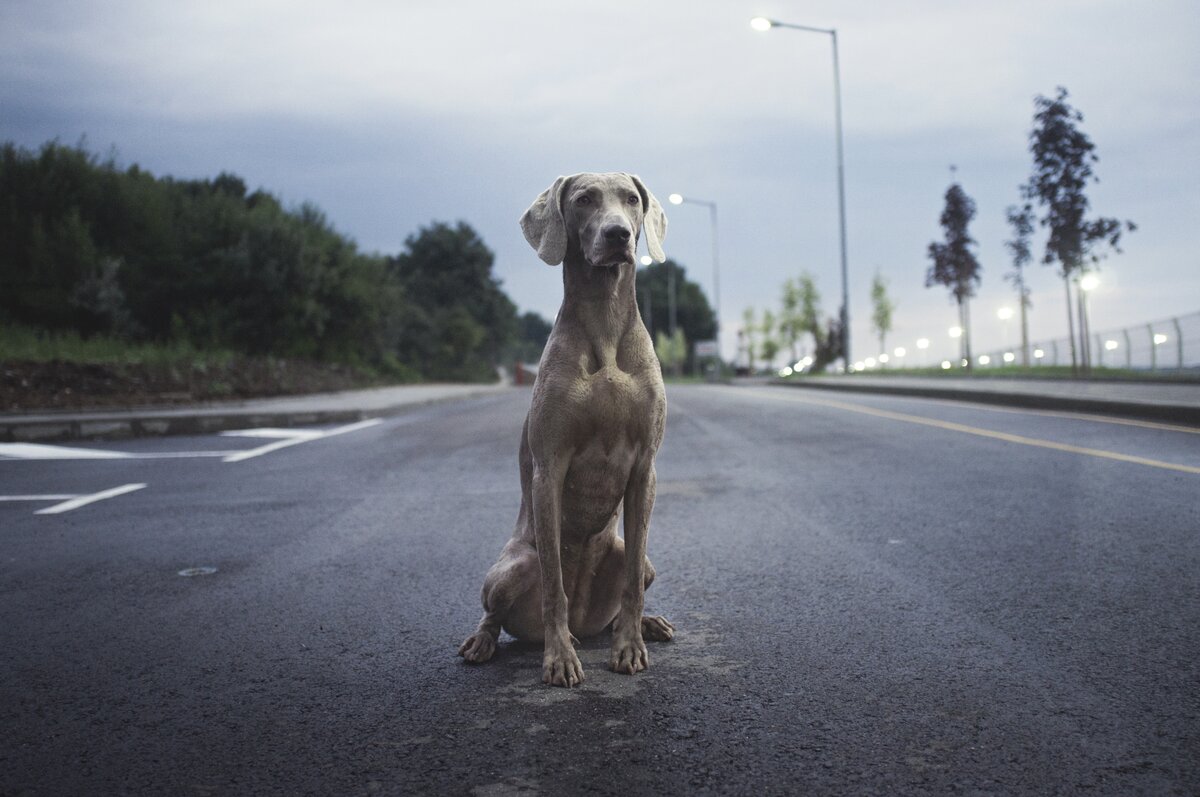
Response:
[458,172,674,687]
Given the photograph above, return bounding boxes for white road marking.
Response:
[0,494,76,501]
[220,418,383,463]
[0,443,134,460]
[0,418,384,464]
[33,483,147,515]
[220,427,326,440]
[0,444,228,461]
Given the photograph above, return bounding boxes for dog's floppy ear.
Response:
[520,175,573,266]
[628,174,667,263]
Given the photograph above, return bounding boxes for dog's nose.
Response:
[602,223,631,243]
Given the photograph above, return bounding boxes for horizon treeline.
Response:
[0,140,548,382]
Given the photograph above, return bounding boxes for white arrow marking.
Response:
[220,418,383,463]
[0,443,135,460]
[34,483,147,515]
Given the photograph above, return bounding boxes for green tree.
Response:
[812,316,844,374]
[505,310,554,364]
[1022,87,1135,373]
[388,221,516,381]
[1004,204,1035,366]
[740,306,758,372]
[759,309,779,367]
[926,182,982,370]
[869,272,894,364]
[654,329,686,374]
[635,259,716,374]
[779,279,801,364]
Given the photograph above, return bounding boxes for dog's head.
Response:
[520,172,667,268]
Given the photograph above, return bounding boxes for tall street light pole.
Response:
[751,16,851,372]
[667,193,721,358]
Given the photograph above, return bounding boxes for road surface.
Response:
[2,385,1198,795]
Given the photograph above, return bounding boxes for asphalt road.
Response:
[2,385,1198,795]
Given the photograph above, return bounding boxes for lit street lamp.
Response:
[751,16,850,372]
[998,306,1014,350]
[668,193,721,358]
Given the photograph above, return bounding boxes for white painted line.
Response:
[0,444,229,461]
[320,418,384,437]
[0,443,134,460]
[221,418,382,463]
[0,419,384,465]
[221,427,326,440]
[0,494,77,502]
[34,483,147,515]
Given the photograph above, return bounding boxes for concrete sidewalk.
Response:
[774,375,1200,425]
[1,382,517,442]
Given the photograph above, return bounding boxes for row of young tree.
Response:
[739,273,845,374]
[0,141,550,381]
[926,87,1134,372]
[749,87,1135,376]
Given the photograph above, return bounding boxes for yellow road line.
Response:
[749,389,1200,476]
[888,394,1200,435]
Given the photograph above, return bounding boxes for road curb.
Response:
[772,379,1200,426]
[0,386,513,443]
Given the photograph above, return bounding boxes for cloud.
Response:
[2,0,1198,362]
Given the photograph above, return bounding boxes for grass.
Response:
[0,324,237,367]
[788,364,1200,383]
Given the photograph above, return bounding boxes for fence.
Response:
[970,310,1200,372]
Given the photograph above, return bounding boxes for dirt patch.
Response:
[1,358,392,412]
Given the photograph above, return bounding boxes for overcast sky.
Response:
[4,0,1198,364]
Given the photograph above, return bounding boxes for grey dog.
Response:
[459,173,675,687]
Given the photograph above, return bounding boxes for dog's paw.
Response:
[458,631,496,664]
[542,644,585,687]
[609,635,649,675]
[641,615,675,642]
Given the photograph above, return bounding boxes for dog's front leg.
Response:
[531,458,584,687]
[611,459,655,674]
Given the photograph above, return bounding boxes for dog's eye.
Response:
[627,194,640,206]
[575,195,592,206]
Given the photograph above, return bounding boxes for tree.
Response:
[654,329,686,374]
[740,307,758,372]
[1021,87,1135,372]
[926,182,982,370]
[779,279,802,364]
[505,311,553,365]
[388,221,517,381]
[812,316,844,374]
[635,259,717,374]
[759,309,779,368]
[1004,204,1035,366]
[869,272,894,365]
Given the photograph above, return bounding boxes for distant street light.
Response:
[751,16,850,372]
[948,326,963,339]
[998,306,1014,349]
[667,192,721,358]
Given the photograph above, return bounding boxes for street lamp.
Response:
[751,16,851,373]
[668,192,721,358]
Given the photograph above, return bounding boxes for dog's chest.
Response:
[556,365,664,529]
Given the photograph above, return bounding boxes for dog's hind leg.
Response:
[458,539,540,663]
